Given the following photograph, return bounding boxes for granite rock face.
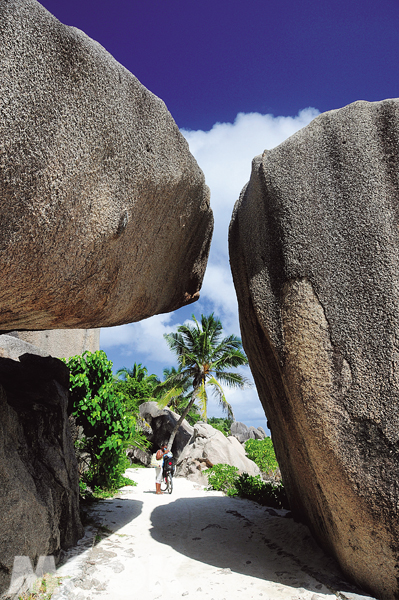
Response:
[7,329,100,359]
[139,402,194,458]
[176,422,260,485]
[0,0,212,331]
[229,99,399,600]
[0,353,83,595]
[0,335,49,361]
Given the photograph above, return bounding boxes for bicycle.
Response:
[161,470,173,494]
[161,455,174,494]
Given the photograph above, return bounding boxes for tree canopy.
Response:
[161,313,250,450]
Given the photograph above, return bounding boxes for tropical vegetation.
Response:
[63,313,254,494]
[63,351,145,493]
[207,416,233,437]
[159,313,250,450]
[244,438,279,474]
[205,465,288,509]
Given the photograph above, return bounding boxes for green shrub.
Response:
[64,351,134,491]
[208,417,233,437]
[205,464,239,495]
[245,437,279,474]
[235,473,289,509]
[206,464,289,509]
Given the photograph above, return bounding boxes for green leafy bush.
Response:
[235,473,288,509]
[205,464,239,495]
[208,417,233,437]
[64,351,134,491]
[206,464,289,509]
[245,437,279,474]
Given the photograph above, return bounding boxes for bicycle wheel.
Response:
[166,473,173,494]
[160,475,168,492]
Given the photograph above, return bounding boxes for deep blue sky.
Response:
[40,0,399,131]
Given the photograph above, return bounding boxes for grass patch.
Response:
[17,573,62,600]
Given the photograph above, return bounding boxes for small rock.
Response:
[217,568,232,575]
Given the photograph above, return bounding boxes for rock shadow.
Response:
[58,496,143,568]
[150,494,370,597]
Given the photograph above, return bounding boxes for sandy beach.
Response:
[51,468,373,600]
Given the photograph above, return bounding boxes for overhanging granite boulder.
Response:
[0,0,212,331]
[229,99,399,600]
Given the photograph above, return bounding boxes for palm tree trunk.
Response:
[167,386,199,452]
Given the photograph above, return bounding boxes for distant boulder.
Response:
[176,422,260,485]
[0,0,212,331]
[126,447,152,467]
[139,402,193,458]
[230,421,266,443]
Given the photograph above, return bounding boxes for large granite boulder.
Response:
[176,422,260,485]
[0,0,212,331]
[0,353,83,595]
[229,99,399,600]
[139,402,194,458]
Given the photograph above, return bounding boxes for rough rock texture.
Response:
[0,334,49,361]
[139,402,193,458]
[0,353,83,595]
[7,329,100,359]
[230,421,266,443]
[229,99,399,600]
[126,447,152,467]
[176,422,260,485]
[0,0,212,331]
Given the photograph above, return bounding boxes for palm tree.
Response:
[117,362,149,382]
[155,366,193,412]
[162,313,250,451]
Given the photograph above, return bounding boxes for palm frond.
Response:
[196,381,208,421]
[213,371,252,389]
[207,376,234,419]
[156,385,185,409]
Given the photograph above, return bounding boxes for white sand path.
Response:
[52,468,373,600]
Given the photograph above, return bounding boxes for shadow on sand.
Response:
[58,495,143,567]
[149,494,369,598]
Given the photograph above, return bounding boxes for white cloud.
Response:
[182,108,320,260]
[101,312,182,364]
[101,107,320,425]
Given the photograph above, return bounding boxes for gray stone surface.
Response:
[139,402,193,458]
[0,334,49,361]
[126,446,152,467]
[0,353,83,596]
[229,98,399,600]
[8,329,100,359]
[0,0,212,331]
[176,422,260,485]
[230,421,265,443]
